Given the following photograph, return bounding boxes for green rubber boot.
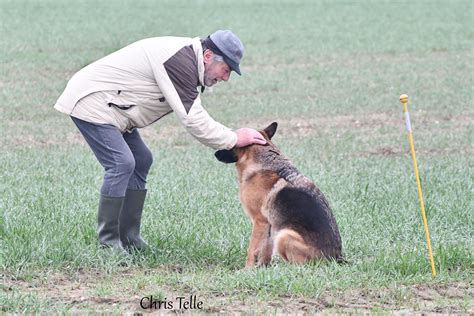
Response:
[119,189,149,250]
[97,194,125,250]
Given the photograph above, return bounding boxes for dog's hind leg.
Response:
[274,229,315,263]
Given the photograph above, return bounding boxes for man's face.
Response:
[203,51,231,87]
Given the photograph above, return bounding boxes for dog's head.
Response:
[214,122,278,165]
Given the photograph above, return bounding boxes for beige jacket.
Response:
[54,36,237,150]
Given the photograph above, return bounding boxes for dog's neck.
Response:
[257,148,315,188]
[238,160,314,190]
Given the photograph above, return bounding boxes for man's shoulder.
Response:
[164,45,199,85]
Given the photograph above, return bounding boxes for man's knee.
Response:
[116,153,136,177]
[134,147,153,174]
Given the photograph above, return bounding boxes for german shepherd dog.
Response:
[215,122,343,268]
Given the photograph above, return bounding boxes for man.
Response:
[54,30,266,251]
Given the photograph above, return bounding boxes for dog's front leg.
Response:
[256,225,273,266]
[246,219,270,268]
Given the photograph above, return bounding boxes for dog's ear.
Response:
[263,122,278,140]
[214,149,238,163]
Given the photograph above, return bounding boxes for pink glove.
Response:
[234,128,267,148]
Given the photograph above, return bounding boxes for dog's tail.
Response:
[275,229,348,264]
[274,229,314,263]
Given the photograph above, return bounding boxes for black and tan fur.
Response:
[215,122,342,268]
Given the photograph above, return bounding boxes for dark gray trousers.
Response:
[71,117,153,197]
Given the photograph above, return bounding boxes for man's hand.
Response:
[234,128,267,148]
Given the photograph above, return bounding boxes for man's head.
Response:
[202,30,244,87]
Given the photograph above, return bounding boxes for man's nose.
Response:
[222,72,230,81]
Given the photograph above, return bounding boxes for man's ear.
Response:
[263,122,278,140]
[203,49,213,64]
[214,149,238,163]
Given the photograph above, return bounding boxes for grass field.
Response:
[1,0,473,313]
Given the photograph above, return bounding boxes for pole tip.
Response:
[400,94,409,104]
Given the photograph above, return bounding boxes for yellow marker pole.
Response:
[400,94,437,277]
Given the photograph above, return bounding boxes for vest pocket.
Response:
[106,90,169,128]
[107,102,136,110]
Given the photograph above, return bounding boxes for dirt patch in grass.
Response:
[315,283,473,314]
[3,269,472,314]
[265,112,473,137]
[235,111,472,138]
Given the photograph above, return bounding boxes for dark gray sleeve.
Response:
[163,45,200,114]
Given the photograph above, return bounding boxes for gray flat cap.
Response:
[209,30,244,75]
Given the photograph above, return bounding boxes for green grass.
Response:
[1,0,473,313]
